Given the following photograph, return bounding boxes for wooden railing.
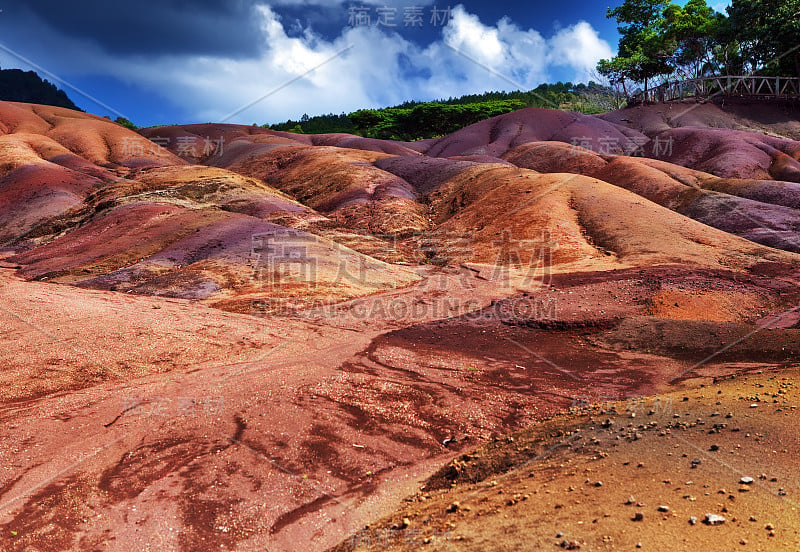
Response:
[632,76,800,103]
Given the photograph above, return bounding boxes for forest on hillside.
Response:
[269,82,620,140]
[0,67,80,111]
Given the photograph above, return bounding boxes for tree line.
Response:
[268,82,621,140]
[597,0,800,98]
[0,67,80,111]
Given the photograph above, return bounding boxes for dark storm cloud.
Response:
[4,0,266,57]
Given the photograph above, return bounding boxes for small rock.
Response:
[658,505,670,513]
[704,513,726,526]
[689,516,698,525]
[395,517,411,529]
[446,502,460,513]
[739,476,754,485]
[632,512,644,522]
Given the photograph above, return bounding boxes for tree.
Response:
[115,117,138,130]
[728,0,800,78]
[587,67,629,109]
[663,0,725,79]
[596,57,635,98]
[597,0,676,99]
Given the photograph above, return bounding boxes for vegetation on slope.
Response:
[268,82,621,140]
[0,67,80,110]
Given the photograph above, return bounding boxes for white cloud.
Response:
[437,7,550,88]
[0,3,614,124]
[443,8,507,66]
[548,21,614,82]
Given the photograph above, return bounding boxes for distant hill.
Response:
[0,67,81,111]
[268,82,623,140]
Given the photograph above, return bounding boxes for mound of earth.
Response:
[504,141,800,252]
[0,103,182,246]
[420,107,647,158]
[600,99,800,140]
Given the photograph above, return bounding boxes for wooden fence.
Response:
[632,76,800,103]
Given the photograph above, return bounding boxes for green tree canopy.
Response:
[601,0,675,95]
[595,0,800,99]
[663,0,725,78]
[728,0,800,77]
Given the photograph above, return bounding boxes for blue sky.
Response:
[0,1,731,127]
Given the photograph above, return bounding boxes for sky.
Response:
[0,0,732,127]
